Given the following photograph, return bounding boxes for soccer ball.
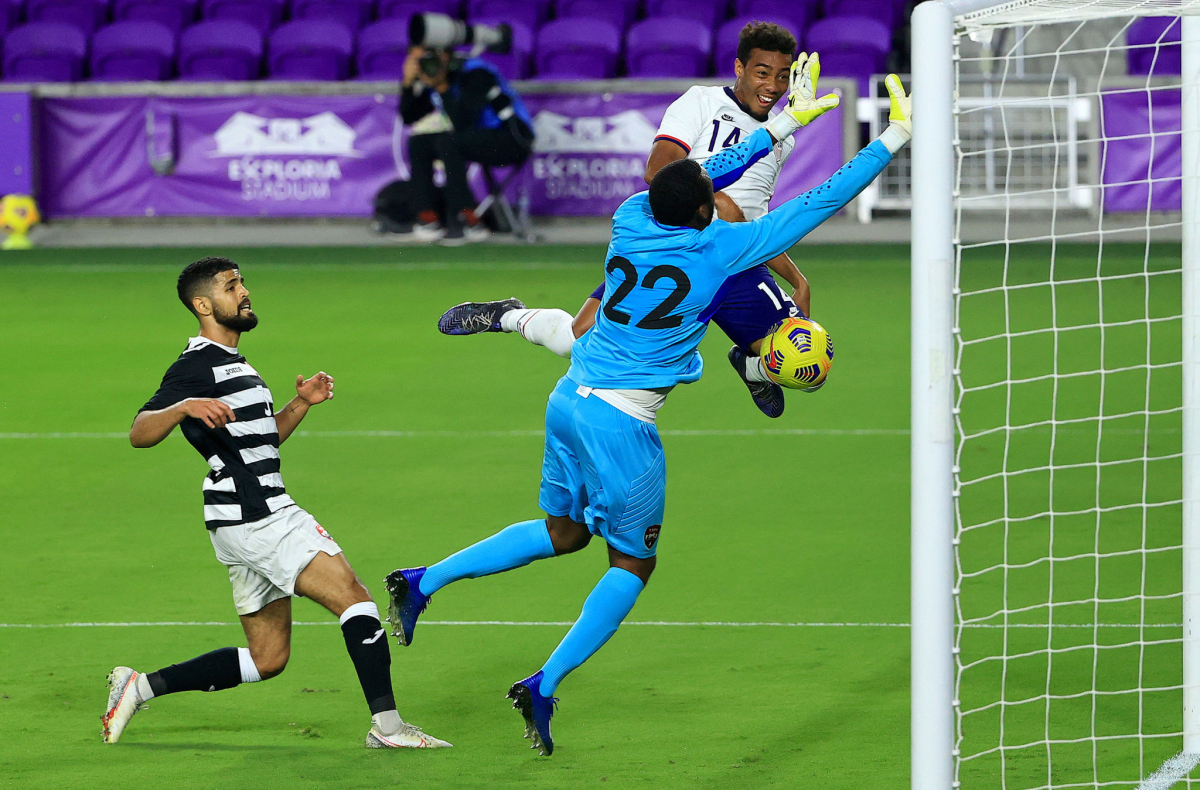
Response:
[761,317,834,390]
[0,194,40,237]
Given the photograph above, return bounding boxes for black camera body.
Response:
[418,51,446,79]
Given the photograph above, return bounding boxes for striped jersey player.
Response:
[101,257,450,750]
[436,22,817,419]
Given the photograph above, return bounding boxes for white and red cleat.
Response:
[364,721,452,749]
[101,666,147,744]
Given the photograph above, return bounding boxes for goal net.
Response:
[911,1,1198,788]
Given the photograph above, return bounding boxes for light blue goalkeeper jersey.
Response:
[567,128,894,390]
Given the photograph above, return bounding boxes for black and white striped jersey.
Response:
[141,336,293,530]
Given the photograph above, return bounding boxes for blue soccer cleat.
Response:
[383,566,430,647]
[506,670,558,756]
[728,345,785,419]
[437,298,525,335]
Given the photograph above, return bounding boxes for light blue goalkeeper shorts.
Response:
[538,376,666,559]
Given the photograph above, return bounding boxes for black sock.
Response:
[147,647,241,697]
[340,614,396,714]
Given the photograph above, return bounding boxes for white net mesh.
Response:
[951,9,1188,789]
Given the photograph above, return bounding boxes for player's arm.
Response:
[274,372,334,444]
[130,399,236,448]
[131,360,232,448]
[765,252,811,315]
[571,282,606,339]
[717,75,912,273]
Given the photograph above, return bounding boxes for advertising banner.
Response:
[0,92,33,197]
[1100,88,1182,212]
[38,90,848,219]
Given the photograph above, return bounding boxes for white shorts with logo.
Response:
[209,505,343,616]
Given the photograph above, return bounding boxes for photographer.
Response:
[400,45,534,244]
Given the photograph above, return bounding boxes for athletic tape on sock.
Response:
[339,601,381,626]
[237,647,262,684]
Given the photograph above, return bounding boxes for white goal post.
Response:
[911,1,1200,788]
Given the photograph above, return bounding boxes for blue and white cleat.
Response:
[383,567,430,647]
[437,298,525,335]
[506,670,557,756]
[728,345,785,419]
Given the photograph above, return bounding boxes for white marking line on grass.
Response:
[1136,752,1200,790]
[0,428,911,440]
[0,620,1184,629]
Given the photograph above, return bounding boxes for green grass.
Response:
[0,242,1185,788]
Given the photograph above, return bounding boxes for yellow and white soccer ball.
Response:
[0,194,40,249]
[761,317,834,390]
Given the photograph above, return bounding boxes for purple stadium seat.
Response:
[1,0,22,32]
[534,17,618,79]
[825,0,897,29]
[627,17,711,77]
[805,15,890,95]
[267,19,352,79]
[470,15,531,79]
[25,0,110,35]
[733,0,809,37]
[716,15,797,72]
[201,0,284,35]
[91,19,176,79]
[292,0,373,31]
[179,19,263,79]
[113,0,197,32]
[467,0,545,33]
[555,0,636,34]
[645,0,722,30]
[1128,16,1181,75]
[378,0,458,20]
[3,22,88,81]
[356,18,407,78]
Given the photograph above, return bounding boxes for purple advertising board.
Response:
[37,90,848,219]
[1100,88,1182,212]
[0,92,34,197]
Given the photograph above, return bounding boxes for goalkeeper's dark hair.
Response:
[178,256,238,315]
[649,159,713,227]
[737,21,796,65]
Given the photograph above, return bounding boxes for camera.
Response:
[408,13,512,55]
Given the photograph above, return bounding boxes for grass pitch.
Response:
[0,242,1184,788]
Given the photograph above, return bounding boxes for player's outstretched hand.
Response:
[296,371,335,405]
[764,52,840,142]
[180,398,236,429]
[879,74,913,153]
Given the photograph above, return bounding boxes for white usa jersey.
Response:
[654,85,795,220]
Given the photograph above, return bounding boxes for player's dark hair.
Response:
[649,158,713,227]
[178,256,237,315]
[737,21,797,65]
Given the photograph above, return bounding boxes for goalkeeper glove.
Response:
[878,73,912,154]
[764,52,841,142]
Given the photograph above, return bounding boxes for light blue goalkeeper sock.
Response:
[538,567,645,697]
[418,519,556,597]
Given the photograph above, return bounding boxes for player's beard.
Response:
[215,302,258,332]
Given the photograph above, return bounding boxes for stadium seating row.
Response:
[0,14,894,85]
[0,0,905,36]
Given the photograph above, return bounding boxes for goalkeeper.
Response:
[439,44,854,418]
[384,68,914,757]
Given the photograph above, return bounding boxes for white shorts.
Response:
[208,505,343,616]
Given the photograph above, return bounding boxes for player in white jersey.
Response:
[438,23,821,418]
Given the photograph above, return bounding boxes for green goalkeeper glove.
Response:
[764,52,841,142]
[879,73,912,154]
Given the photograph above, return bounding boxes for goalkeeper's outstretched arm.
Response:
[715,75,913,273]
